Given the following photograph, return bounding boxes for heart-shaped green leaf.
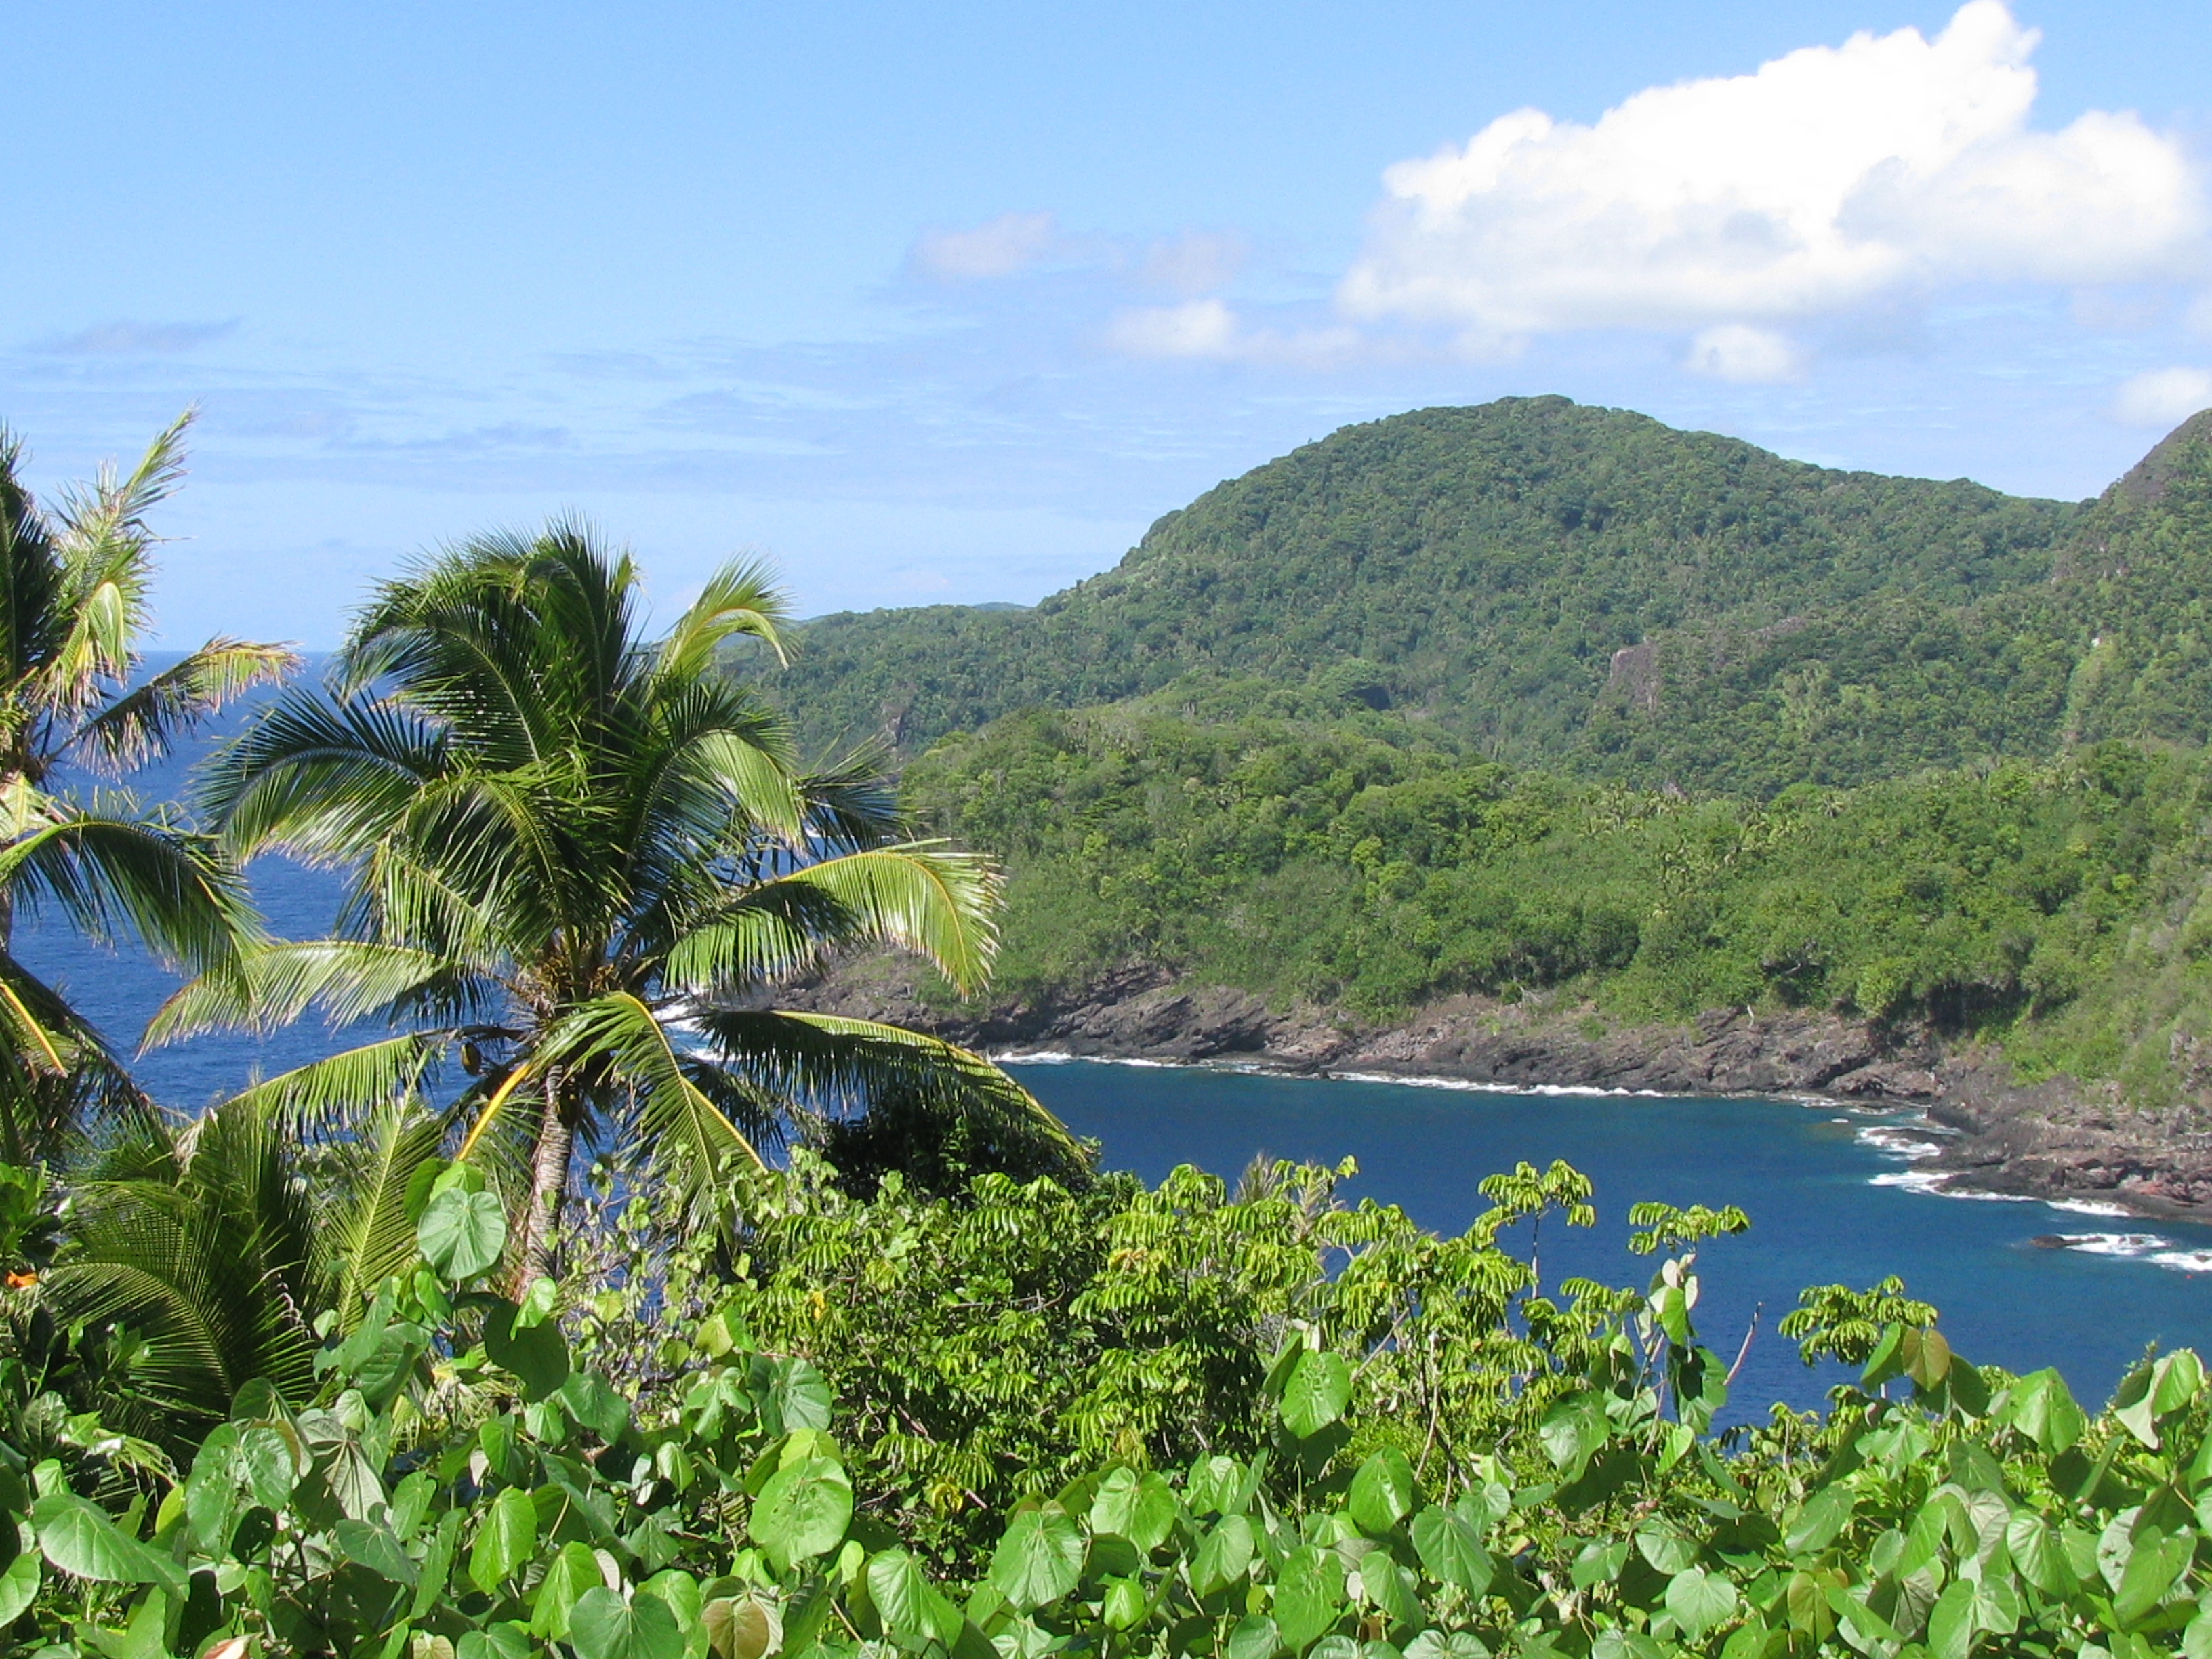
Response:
[1347,1450,1416,1535]
[1411,1507,1492,1597]
[748,1456,852,1571]
[417,1187,506,1282]
[989,1507,1086,1610]
[1279,1351,1352,1439]
[470,1485,537,1594]
[569,1585,684,1659]
[1665,1566,1736,1641]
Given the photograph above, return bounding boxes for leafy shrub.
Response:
[7,1160,2212,1657]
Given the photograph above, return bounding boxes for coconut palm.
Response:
[0,415,290,1163]
[151,525,1071,1288]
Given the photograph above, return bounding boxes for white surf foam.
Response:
[992,1050,1170,1068]
[2043,1231,2212,1273]
[1858,1126,1944,1160]
[1870,1168,1953,1195]
[2054,1231,2169,1258]
[1324,1069,1662,1098]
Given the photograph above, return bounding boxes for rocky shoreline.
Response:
[784,958,2212,1223]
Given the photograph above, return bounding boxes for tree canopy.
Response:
[153,525,1073,1286]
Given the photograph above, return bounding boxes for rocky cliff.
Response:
[777,958,2212,1221]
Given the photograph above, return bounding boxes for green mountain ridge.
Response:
[737,396,2212,794]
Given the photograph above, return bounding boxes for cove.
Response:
[16,693,2209,1420]
[1008,1057,2212,1414]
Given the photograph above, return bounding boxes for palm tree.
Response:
[0,414,291,1163]
[15,1093,436,1454]
[151,525,1071,1288]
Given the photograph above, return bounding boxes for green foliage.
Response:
[902,703,2212,1063]
[1781,1278,1941,1368]
[740,398,2086,794]
[698,1151,1613,1560]
[0,416,289,1166]
[803,1085,1098,1204]
[150,525,1073,1287]
[6,1163,2212,1656]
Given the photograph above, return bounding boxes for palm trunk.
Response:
[512,1073,572,1294]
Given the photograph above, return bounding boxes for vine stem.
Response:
[1725,1302,1763,1387]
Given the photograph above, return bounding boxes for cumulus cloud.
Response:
[912,211,1067,280]
[2112,367,2212,428]
[1683,325,1807,383]
[40,319,237,355]
[1340,1,2203,349]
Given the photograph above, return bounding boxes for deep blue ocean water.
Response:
[17,680,2211,1416]
[1006,1057,2212,1414]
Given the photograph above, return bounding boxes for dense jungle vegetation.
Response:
[899,705,2212,1101]
[10,413,2212,1656]
[741,402,2212,1111]
[735,398,2082,787]
[745,400,2212,801]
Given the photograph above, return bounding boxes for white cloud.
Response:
[912,211,1066,280]
[2112,367,2212,428]
[1103,300,1363,369]
[1340,1,2203,350]
[1683,325,1806,383]
[1105,299,1241,358]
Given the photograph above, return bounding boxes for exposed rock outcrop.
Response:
[775,956,2212,1223]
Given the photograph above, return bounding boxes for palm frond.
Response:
[0,951,155,1164]
[660,878,855,993]
[454,1056,541,1166]
[674,843,1001,996]
[44,411,194,700]
[0,799,259,977]
[0,426,68,689]
[45,1096,325,1442]
[320,1101,447,1328]
[144,939,459,1044]
[798,737,904,851]
[652,556,792,682]
[546,992,765,1227]
[694,1008,1080,1168]
[207,1033,451,1139]
[204,687,447,863]
[71,639,299,772]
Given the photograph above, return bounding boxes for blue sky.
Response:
[5,1,2210,647]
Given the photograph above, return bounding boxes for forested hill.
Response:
[741,396,2142,792]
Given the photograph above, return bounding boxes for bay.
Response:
[1009,1056,2212,1413]
[18,674,2210,1416]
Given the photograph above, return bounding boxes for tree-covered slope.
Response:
[749,396,2085,785]
[2051,409,2212,746]
[1574,410,2212,793]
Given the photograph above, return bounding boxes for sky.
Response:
[5,1,2211,647]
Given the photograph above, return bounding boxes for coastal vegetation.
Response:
[5,412,2212,1654]
[899,703,2212,1104]
[144,525,1068,1288]
[756,400,2212,1118]
[11,1132,2212,1658]
[737,398,2097,790]
[744,398,2212,802]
